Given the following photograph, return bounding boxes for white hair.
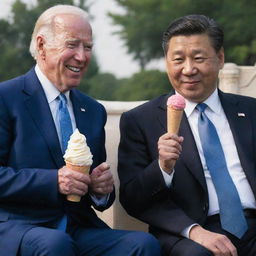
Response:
[29,5,89,60]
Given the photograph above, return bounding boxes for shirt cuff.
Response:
[158,160,174,187]
[181,223,199,238]
[90,193,110,207]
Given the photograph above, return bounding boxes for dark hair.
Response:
[162,14,224,55]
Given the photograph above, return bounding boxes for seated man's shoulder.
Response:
[73,89,106,112]
[126,94,170,115]
[0,74,26,92]
[121,94,170,126]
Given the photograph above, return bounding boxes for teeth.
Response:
[67,65,80,72]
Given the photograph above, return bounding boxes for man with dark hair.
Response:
[118,14,256,256]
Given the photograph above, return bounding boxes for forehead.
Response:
[53,14,92,42]
[167,34,213,54]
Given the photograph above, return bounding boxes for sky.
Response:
[0,0,161,78]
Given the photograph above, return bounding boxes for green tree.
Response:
[109,0,256,68]
[115,69,171,101]
[83,72,119,100]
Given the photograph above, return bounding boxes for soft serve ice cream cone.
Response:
[64,129,93,202]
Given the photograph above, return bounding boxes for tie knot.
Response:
[196,103,207,113]
[59,93,68,105]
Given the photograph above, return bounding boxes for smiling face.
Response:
[165,34,224,103]
[37,14,93,92]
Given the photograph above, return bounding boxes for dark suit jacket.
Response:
[0,68,115,255]
[118,90,256,250]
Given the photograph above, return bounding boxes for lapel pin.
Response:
[80,108,86,112]
[238,113,245,117]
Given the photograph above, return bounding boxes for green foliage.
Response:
[115,69,171,101]
[79,69,171,101]
[77,54,100,95]
[83,72,120,100]
[110,0,256,67]
[79,68,171,101]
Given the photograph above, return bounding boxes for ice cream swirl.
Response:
[64,129,93,166]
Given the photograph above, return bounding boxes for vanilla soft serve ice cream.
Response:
[64,128,93,166]
[64,129,93,202]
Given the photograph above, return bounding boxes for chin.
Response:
[67,79,81,88]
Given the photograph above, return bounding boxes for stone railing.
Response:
[219,63,256,96]
[96,63,256,230]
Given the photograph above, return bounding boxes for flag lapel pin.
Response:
[238,113,245,117]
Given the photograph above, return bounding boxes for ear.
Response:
[218,47,225,69]
[36,35,46,60]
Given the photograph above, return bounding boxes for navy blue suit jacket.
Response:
[0,68,115,255]
[118,90,256,248]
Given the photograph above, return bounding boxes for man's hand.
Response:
[58,166,91,196]
[158,133,184,173]
[90,162,114,196]
[190,225,238,256]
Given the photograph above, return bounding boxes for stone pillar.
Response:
[219,63,240,94]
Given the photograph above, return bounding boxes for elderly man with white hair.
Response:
[0,4,161,256]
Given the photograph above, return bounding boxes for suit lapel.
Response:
[219,91,256,194]
[178,115,208,191]
[157,94,207,191]
[22,69,64,167]
[157,94,170,131]
[70,90,90,137]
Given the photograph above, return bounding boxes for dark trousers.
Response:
[159,214,256,256]
[18,224,161,256]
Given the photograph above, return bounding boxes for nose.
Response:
[74,45,87,62]
[182,60,197,76]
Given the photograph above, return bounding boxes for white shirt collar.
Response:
[177,88,222,118]
[35,64,70,103]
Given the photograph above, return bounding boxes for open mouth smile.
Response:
[66,65,81,73]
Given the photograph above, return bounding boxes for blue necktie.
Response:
[197,103,248,238]
[58,93,73,153]
[57,93,73,231]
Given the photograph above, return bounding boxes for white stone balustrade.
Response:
[96,63,256,231]
[219,63,256,96]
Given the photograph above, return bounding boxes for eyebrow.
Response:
[66,39,93,47]
[66,38,79,42]
[170,49,207,55]
[191,49,207,54]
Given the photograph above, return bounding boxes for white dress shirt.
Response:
[35,65,108,206]
[162,89,256,237]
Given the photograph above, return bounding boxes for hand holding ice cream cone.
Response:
[158,95,186,173]
[63,129,93,202]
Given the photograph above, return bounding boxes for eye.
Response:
[67,43,77,49]
[172,58,183,63]
[83,44,93,51]
[194,56,206,63]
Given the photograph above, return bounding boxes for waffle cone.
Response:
[167,106,184,134]
[65,162,91,202]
